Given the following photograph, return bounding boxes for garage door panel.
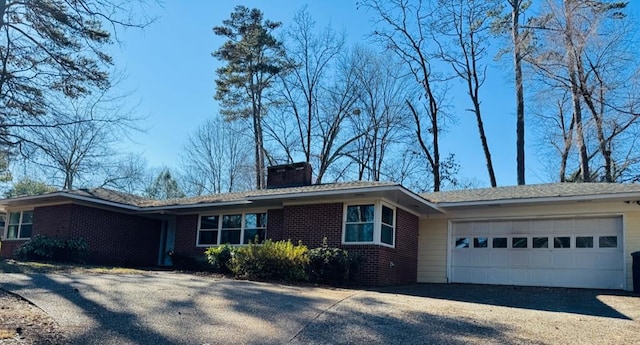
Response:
[488,268,510,284]
[490,252,510,267]
[509,252,530,267]
[593,252,623,269]
[450,217,624,290]
[451,251,471,266]
[551,252,576,269]
[530,252,553,268]
[473,251,491,266]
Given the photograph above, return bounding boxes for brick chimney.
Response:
[267,162,313,189]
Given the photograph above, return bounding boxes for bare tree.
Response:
[348,47,410,181]
[436,0,498,187]
[180,117,253,195]
[276,6,345,164]
[313,51,362,184]
[529,0,636,182]
[491,0,532,185]
[20,86,145,190]
[361,0,455,191]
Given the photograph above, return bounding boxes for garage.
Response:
[449,216,624,289]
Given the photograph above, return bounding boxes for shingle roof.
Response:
[421,183,640,204]
[141,181,398,207]
[59,181,399,208]
[65,188,152,207]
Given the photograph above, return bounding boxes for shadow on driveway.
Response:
[0,274,182,344]
[372,283,636,320]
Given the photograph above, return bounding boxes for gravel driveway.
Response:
[1,272,638,345]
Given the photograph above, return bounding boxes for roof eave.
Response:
[0,192,141,211]
[247,185,446,213]
[434,191,640,208]
[138,200,253,212]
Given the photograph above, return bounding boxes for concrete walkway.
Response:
[1,272,639,344]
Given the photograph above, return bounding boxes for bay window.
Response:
[343,202,396,247]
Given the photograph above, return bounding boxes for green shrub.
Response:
[15,235,87,263]
[204,244,234,274]
[229,239,308,281]
[308,238,360,285]
[168,251,213,271]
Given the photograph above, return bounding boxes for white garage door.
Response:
[450,217,624,289]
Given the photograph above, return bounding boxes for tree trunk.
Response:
[565,0,590,182]
[580,69,612,182]
[512,1,526,185]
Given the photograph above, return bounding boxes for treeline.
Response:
[2,1,638,198]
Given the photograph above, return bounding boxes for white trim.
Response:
[196,210,268,247]
[435,192,640,208]
[4,209,33,240]
[342,200,396,248]
[622,213,628,291]
[446,220,452,283]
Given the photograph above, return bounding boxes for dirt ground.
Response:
[0,289,66,345]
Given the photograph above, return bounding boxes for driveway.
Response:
[0,272,639,345]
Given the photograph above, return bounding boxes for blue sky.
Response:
[109,1,640,188]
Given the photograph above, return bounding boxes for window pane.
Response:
[381,224,394,245]
[20,224,32,238]
[533,237,548,248]
[474,237,488,248]
[21,211,33,224]
[554,237,571,248]
[455,237,469,248]
[243,228,266,244]
[599,236,618,248]
[245,213,267,228]
[576,236,593,248]
[492,238,507,248]
[222,215,242,229]
[220,229,241,244]
[345,223,374,242]
[7,225,18,239]
[382,206,394,225]
[346,205,374,223]
[512,237,528,248]
[198,230,218,245]
[245,214,257,228]
[200,216,219,229]
[9,212,20,225]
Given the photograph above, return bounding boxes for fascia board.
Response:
[434,192,640,208]
[247,185,446,213]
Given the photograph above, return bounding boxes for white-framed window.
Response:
[197,212,267,247]
[343,201,396,247]
[5,210,33,240]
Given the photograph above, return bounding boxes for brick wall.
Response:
[0,240,27,259]
[272,203,343,247]
[173,214,200,256]
[167,202,420,286]
[1,204,161,267]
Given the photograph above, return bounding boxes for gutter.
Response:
[432,191,640,208]
[247,184,446,213]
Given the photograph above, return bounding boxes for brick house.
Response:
[2,163,640,290]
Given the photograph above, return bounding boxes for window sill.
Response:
[342,242,395,249]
